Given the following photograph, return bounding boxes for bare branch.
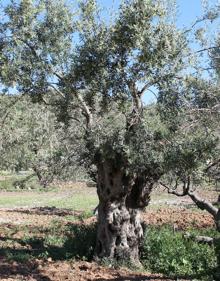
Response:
[159,181,187,197]
[137,80,159,97]
[183,12,219,35]
[159,176,190,197]
[188,190,218,217]
[146,88,158,99]
[205,159,220,173]
[183,232,214,245]
[160,178,218,218]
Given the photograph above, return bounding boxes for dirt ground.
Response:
[0,258,188,281]
[0,186,218,281]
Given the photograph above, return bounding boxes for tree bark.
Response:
[95,160,153,265]
[216,209,220,232]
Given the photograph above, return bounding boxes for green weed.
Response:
[141,225,218,279]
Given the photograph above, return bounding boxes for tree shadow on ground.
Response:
[0,223,96,280]
[0,259,51,281]
[6,206,78,216]
[0,222,97,261]
[95,277,176,281]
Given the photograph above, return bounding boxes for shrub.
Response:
[141,226,217,279]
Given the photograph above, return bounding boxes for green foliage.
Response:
[0,94,88,185]
[1,0,219,189]
[5,250,32,263]
[212,36,220,79]
[141,226,218,279]
[0,174,42,191]
[0,0,189,168]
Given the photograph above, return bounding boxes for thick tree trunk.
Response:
[95,161,153,265]
[216,209,220,232]
[96,201,143,264]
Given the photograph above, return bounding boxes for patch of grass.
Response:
[0,190,98,209]
[0,176,23,191]
[65,215,77,222]
[141,225,218,280]
[45,195,98,211]
[0,220,97,263]
[77,210,94,220]
[5,250,32,263]
[0,193,51,207]
[44,235,66,247]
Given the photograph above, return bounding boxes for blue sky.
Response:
[96,0,203,27]
[0,0,206,27]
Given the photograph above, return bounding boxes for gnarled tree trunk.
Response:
[95,160,154,265]
[216,209,220,232]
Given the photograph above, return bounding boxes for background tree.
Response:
[0,94,87,187]
[158,15,220,231]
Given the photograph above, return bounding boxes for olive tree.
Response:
[159,76,220,230]
[0,0,219,264]
[158,20,220,232]
[0,94,87,186]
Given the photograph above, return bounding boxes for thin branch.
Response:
[146,88,158,99]
[195,45,220,54]
[48,84,65,98]
[74,90,93,128]
[137,80,159,97]
[205,159,220,173]
[15,36,94,128]
[183,15,213,35]
[159,181,187,197]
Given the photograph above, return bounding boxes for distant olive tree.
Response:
[0,95,86,186]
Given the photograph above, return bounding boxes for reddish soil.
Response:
[0,259,187,281]
[142,207,215,229]
[0,206,215,280]
[0,205,215,229]
[0,184,218,281]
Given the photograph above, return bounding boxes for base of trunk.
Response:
[95,201,143,265]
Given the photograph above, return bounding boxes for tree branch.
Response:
[195,45,220,54]
[16,37,93,129]
[160,179,218,218]
[159,177,190,197]
[74,90,93,128]
[188,190,218,217]
[183,232,214,245]
[137,80,159,97]
[205,159,220,173]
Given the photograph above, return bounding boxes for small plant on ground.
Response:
[141,225,217,279]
